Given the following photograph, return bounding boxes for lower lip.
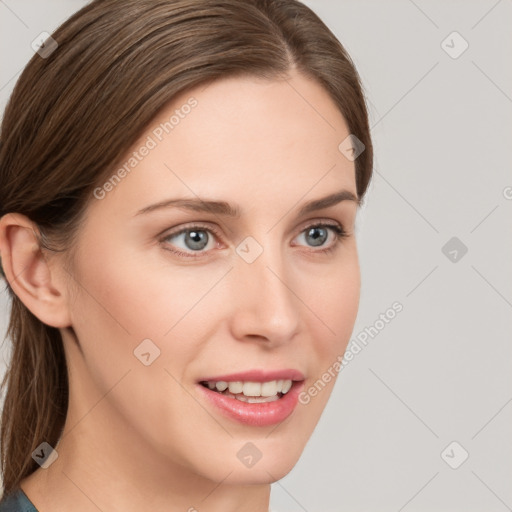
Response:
[197,381,304,427]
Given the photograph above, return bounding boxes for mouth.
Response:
[196,372,305,427]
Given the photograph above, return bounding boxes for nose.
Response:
[228,241,301,347]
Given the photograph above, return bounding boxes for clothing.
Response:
[0,488,38,512]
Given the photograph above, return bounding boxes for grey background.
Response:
[1,1,511,510]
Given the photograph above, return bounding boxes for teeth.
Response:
[261,381,278,396]
[228,381,243,394]
[205,379,293,397]
[242,382,261,396]
[236,394,280,403]
[281,380,292,393]
[215,381,228,392]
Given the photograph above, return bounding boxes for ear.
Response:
[0,213,72,328]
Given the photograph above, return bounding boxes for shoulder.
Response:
[0,488,38,512]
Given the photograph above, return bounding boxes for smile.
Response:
[197,371,305,426]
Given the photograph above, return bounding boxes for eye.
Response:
[293,222,348,254]
[160,221,348,259]
[161,223,220,258]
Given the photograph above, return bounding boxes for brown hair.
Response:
[0,0,373,496]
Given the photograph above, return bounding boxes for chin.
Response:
[218,439,306,485]
[222,459,299,486]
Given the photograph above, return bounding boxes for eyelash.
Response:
[160,221,348,259]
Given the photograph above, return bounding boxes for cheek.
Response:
[65,240,216,461]
[292,259,360,435]
[330,268,360,346]
[295,251,360,411]
[69,234,207,341]
[66,234,229,397]
[302,251,361,353]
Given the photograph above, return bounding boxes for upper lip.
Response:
[198,369,305,383]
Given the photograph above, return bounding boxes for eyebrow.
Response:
[135,189,359,218]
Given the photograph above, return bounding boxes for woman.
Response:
[0,0,373,510]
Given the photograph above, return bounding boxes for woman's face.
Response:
[59,71,361,485]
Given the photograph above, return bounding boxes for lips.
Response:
[197,379,305,426]
[198,368,305,383]
[196,368,306,426]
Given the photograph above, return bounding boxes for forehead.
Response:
[166,72,352,167]
[91,72,356,219]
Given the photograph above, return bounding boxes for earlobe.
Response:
[0,212,72,329]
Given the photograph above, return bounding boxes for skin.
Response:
[0,69,361,512]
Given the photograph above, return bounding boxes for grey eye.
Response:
[303,226,329,247]
[166,229,212,252]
